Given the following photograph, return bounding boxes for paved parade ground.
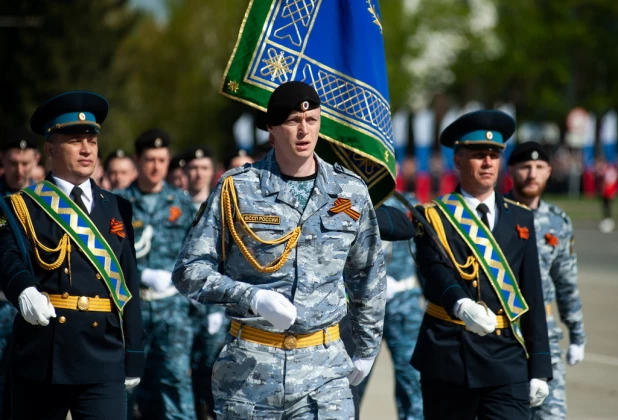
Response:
[361,223,618,419]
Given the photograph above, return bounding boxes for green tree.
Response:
[110,0,249,158]
[0,1,139,134]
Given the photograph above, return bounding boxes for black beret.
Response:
[508,141,550,166]
[30,91,108,138]
[265,81,321,126]
[1,128,39,151]
[103,148,129,169]
[168,154,186,172]
[440,110,515,151]
[181,145,212,164]
[134,129,171,154]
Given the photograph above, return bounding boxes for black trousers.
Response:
[12,376,126,420]
[421,376,530,420]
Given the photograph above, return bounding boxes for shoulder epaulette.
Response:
[504,197,530,210]
[546,202,572,225]
[221,163,252,179]
[333,163,362,181]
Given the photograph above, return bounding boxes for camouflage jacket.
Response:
[116,181,195,277]
[533,199,586,345]
[172,150,386,358]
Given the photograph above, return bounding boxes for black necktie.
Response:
[71,186,89,214]
[477,203,490,229]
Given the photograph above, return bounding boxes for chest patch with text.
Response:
[242,214,281,225]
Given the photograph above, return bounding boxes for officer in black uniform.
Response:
[0,91,146,419]
[411,110,552,419]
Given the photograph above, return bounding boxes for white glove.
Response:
[529,378,549,407]
[250,289,297,330]
[347,356,376,386]
[141,269,173,293]
[456,298,497,336]
[125,377,141,389]
[567,343,585,365]
[207,311,224,335]
[18,287,56,326]
[385,275,398,301]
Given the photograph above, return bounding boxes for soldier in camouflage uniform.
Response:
[507,141,586,420]
[0,128,40,419]
[116,129,197,420]
[180,145,228,420]
[356,191,425,419]
[172,82,386,419]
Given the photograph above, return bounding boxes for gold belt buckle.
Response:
[283,335,297,350]
[77,296,90,311]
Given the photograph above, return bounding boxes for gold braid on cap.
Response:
[220,176,301,273]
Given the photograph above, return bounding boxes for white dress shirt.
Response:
[52,175,93,213]
[460,189,497,231]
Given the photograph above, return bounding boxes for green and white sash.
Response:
[23,181,131,313]
[434,193,529,352]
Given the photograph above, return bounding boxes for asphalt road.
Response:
[360,224,618,419]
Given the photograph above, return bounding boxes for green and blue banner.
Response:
[221,0,395,205]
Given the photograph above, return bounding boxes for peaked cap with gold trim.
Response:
[440,110,515,151]
[30,91,108,139]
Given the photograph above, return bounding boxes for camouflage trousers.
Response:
[358,289,424,420]
[212,330,355,419]
[0,301,17,419]
[190,303,229,419]
[128,293,195,420]
[530,341,566,420]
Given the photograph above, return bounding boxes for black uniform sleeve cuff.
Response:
[125,350,146,378]
[529,352,553,382]
[4,270,38,308]
[440,285,467,318]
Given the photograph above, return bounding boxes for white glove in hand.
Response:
[456,298,497,336]
[207,311,224,335]
[529,378,549,407]
[347,356,376,386]
[567,343,585,365]
[125,377,141,389]
[141,269,173,293]
[18,287,56,326]
[385,275,398,301]
[250,289,297,330]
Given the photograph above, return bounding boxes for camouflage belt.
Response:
[426,302,510,330]
[229,320,340,350]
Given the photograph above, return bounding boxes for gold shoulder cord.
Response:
[220,176,301,273]
[425,206,482,302]
[9,194,72,281]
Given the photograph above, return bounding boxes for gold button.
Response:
[283,335,297,350]
[61,292,69,299]
[496,329,502,336]
[64,268,69,275]
[472,281,478,288]
[96,274,101,280]
[59,316,66,324]
[92,322,98,328]
[497,309,504,315]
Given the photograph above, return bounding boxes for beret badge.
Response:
[154,138,163,147]
[301,101,309,111]
[19,140,27,149]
